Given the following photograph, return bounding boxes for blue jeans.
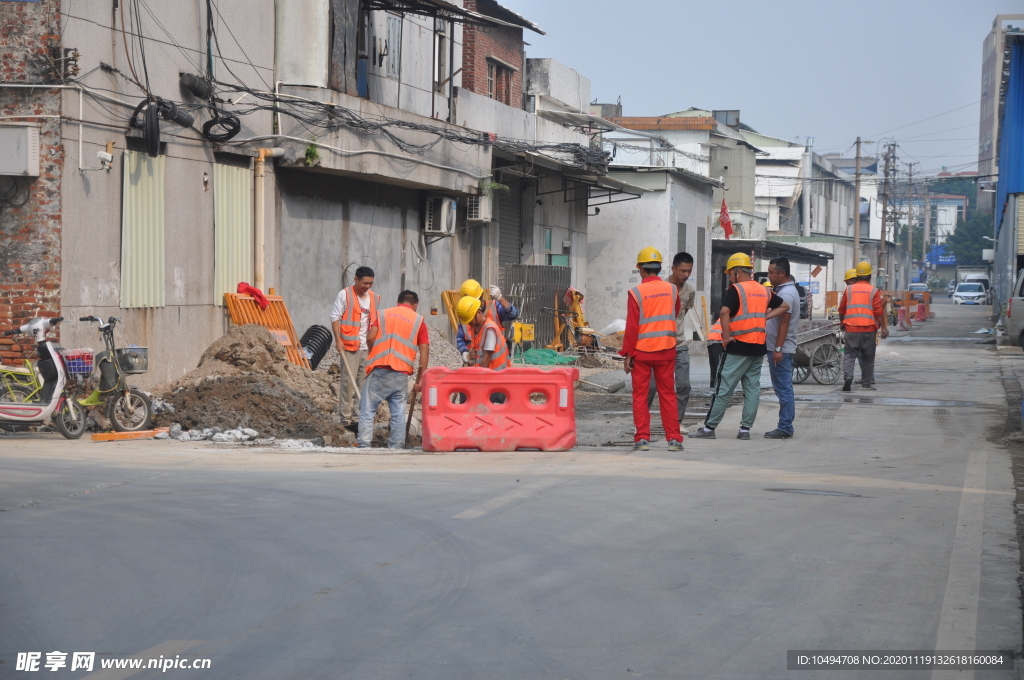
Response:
[768,353,795,435]
[357,367,410,448]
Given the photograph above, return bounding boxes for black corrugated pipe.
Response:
[300,325,333,370]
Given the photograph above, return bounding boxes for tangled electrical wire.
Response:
[0,177,31,209]
[210,80,610,172]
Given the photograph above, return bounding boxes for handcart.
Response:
[793,322,843,385]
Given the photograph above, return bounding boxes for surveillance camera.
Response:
[97,151,114,164]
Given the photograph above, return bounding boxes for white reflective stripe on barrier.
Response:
[559,388,568,408]
[429,387,437,408]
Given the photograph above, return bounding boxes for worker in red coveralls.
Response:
[621,247,684,452]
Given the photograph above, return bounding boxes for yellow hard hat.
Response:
[725,252,753,271]
[636,246,663,264]
[459,279,484,299]
[855,261,872,277]
[844,268,858,281]
[456,295,482,324]
[762,280,773,288]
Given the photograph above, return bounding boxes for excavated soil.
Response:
[155,323,464,446]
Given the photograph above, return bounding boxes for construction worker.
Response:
[692,252,789,440]
[844,268,858,286]
[621,247,683,452]
[645,252,696,433]
[357,291,430,449]
[455,279,518,364]
[764,257,799,439]
[330,266,381,429]
[456,296,510,370]
[707,320,723,390]
[840,261,887,392]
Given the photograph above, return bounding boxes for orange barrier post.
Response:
[223,292,310,369]
[421,366,579,452]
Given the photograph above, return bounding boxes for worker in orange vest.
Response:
[692,252,789,440]
[621,247,683,452]
[330,266,381,428]
[456,296,510,371]
[839,260,887,391]
[455,279,518,364]
[357,291,430,448]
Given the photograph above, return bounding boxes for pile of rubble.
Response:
[155,322,465,447]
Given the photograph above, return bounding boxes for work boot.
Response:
[842,377,852,392]
[690,427,716,439]
[764,429,793,439]
[667,439,683,451]
[633,439,650,451]
[861,384,877,391]
[737,429,751,440]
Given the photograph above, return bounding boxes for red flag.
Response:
[719,198,733,239]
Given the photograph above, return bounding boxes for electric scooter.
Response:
[0,317,87,439]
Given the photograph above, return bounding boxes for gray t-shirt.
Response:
[765,281,800,354]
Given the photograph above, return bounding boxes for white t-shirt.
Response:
[330,288,372,350]
[481,327,499,352]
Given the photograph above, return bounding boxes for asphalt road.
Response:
[0,299,1020,679]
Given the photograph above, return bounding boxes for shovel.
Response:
[404,390,418,449]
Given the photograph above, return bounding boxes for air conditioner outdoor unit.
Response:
[466,195,492,222]
[424,197,457,235]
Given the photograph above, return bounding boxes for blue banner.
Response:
[926,244,956,266]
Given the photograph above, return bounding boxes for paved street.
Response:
[1,299,1021,679]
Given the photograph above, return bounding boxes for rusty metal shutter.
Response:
[120,150,165,308]
[214,164,253,305]
[497,183,522,267]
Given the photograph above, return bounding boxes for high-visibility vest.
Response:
[366,305,423,375]
[471,318,510,370]
[629,279,677,352]
[707,322,722,342]
[338,287,380,352]
[842,281,878,331]
[461,299,505,345]
[729,280,770,344]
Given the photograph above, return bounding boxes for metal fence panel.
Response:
[214,163,253,305]
[120,150,165,308]
[500,264,571,348]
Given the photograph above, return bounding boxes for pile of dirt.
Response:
[155,324,350,443]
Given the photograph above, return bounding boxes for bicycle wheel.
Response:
[53,397,88,439]
[106,388,152,432]
[0,382,34,403]
[793,362,810,384]
[810,343,842,385]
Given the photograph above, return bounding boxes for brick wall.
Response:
[0,0,63,362]
[461,0,525,109]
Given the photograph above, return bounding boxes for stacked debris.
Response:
[155,324,353,444]
[156,323,466,447]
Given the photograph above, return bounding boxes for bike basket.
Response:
[62,348,95,376]
[115,346,149,374]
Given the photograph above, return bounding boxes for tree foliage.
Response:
[929,177,977,209]
[945,211,993,265]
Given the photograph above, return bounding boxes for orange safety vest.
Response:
[471,318,510,370]
[366,305,424,375]
[629,279,678,352]
[842,281,878,331]
[729,280,770,345]
[338,287,380,352]
[707,322,722,342]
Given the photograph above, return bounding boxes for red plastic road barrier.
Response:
[915,303,928,322]
[421,366,579,452]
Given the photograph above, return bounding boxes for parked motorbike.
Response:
[76,316,151,432]
[0,317,87,439]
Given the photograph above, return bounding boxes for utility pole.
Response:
[877,143,897,289]
[923,180,931,283]
[907,162,916,285]
[853,137,862,267]
[801,137,813,237]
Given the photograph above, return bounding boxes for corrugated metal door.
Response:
[497,183,522,267]
[214,164,253,304]
[120,150,165,308]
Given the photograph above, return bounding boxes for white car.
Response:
[952,282,987,305]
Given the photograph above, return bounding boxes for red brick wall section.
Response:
[461,0,525,109]
[0,0,63,363]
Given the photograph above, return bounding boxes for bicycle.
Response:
[0,356,43,403]
[75,316,152,432]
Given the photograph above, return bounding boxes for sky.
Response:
[503,0,1017,177]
